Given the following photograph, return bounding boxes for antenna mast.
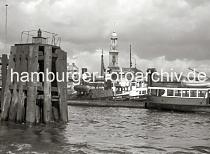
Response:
[4,3,8,52]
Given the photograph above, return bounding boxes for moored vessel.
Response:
[146,86,210,112]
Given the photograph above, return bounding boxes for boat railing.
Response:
[148,87,210,99]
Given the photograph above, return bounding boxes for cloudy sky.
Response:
[0,0,210,74]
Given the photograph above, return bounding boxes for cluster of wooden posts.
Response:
[0,43,68,124]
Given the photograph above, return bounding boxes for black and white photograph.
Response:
[0,0,210,153]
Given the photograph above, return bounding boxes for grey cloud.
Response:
[0,0,210,62]
[184,0,209,7]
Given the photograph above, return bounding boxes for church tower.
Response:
[108,31,119,71]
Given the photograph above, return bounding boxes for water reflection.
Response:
[0,106,210,153]
[0,122,68,153]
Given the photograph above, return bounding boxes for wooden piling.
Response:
[26,45,38,123]
[56,49,68,122]
[8,46,22,121]
[9,83,18,121]
[1,54,8,109]
[1,29,68,124]
[17,47,28,122]
[1,47,16,120]
[17,85,26,122]
[43,46,52,123]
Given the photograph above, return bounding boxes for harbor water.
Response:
[0,105,210,153]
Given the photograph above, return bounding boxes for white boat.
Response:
[181,80,210,87]
[146,86,210,112]
[113,86,147,101]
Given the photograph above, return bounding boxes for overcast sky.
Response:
[0,0,210,74]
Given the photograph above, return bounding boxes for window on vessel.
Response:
[116,87,122,94]
[198,90,206,97]
[190,90,197,97]
[182,90,189,97]
[142,90,146,94]
[175,90,181,97]
[148,89,151,95]
[208,91,210,104]
[158,89,165,96]
[167,89,174,96]
[126,87,129,91]
[151,89,157,96]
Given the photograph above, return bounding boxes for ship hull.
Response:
[146,96,210,113]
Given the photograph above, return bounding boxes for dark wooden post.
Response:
[56,49,68,122]
[1,47,16,120]
[16,48,28,122]
[1,54,8,108]
[43,46,52,123]
[26,45,38,123]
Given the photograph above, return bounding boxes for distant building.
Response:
[81,68,88,74]
[67,62,79,74]
[67,62,79,93]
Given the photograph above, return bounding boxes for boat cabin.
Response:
[148,87,210,99]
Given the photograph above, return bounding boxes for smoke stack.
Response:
[101,49,105,76]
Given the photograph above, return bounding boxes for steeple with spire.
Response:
[108,31,119,71]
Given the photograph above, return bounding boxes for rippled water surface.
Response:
[0,106,210,153]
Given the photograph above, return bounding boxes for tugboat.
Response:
[146,69,210,113]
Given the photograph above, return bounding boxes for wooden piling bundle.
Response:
[0,54,8,110]
[0,30,68,124]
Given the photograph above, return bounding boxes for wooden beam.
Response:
[43,45,52,123]
[1,46,16,120]
[1,54,8,109]
[17,46,28,122]
[9,84,58,92]
[56,49,68,122]
[26,45,38,123]
[9,45,22,121]
[38,53,58,60]
[8,83,18,121]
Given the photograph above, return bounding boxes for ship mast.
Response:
[101,49,105,76]
[130,44,132,69]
